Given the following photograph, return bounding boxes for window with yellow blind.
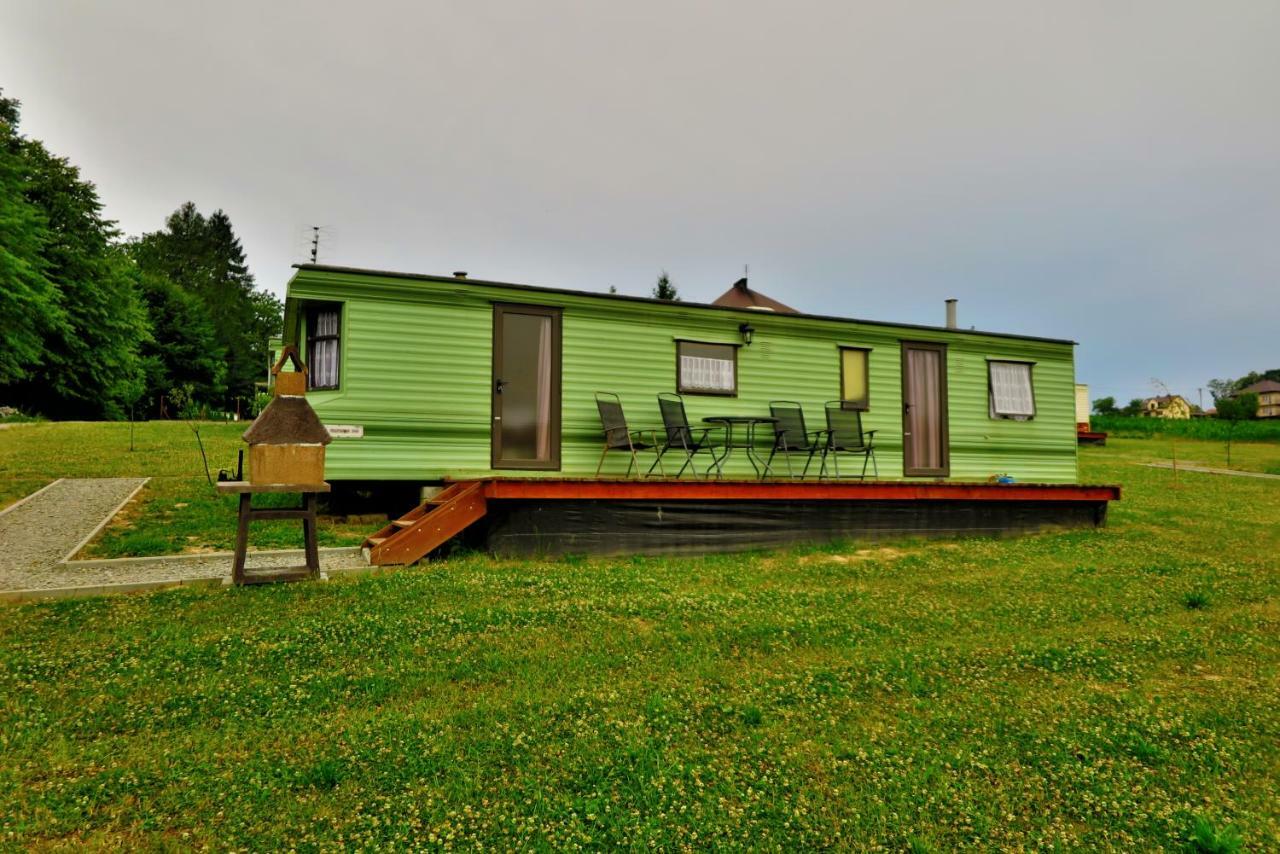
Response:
[839,347,870,410]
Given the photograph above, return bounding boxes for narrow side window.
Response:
[306,305,341,390]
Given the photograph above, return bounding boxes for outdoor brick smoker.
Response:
[243,347,332,484]
[215,345,332,584]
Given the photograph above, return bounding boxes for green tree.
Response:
[14,142,149,418]
[0,91,63,387]
[132,203,282,408]
[1091,396,1118,416]
[133,269,226,415]
[652,271,679,301]
[1121,398,1145,417]
[1225,369,1280,392]
[0,90,147,418]
[1207,378,1237,401]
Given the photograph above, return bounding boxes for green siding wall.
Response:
[285,269,1079,483]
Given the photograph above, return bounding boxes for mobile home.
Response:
[279,264,1115,560]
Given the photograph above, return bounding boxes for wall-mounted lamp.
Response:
[738,322,755,346]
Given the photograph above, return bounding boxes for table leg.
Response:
[742,421,760,479]
[757,422,775,479]
[303,492,320,576]
[707,421,731,479]
[233,493,251,585]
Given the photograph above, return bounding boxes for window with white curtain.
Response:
[989,360,1035,419]
[307,306,341,390]
[677,341,737,395]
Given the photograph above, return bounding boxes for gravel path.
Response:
[13,547,370,593]
[0,478,147,588]
[0,478,371,595]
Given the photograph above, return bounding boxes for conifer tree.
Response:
[132,203,282,407]
[652,271,679,301]
[133,270,226,415]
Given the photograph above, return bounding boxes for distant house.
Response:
[1142,394,1192,419]
[711,278,798,313]
[1239,380,1280,419]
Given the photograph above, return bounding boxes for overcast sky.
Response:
[5,1,1278,405]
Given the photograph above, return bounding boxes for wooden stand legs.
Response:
[233,493,251,586]
[230,490,322,586]
[303,492,320,573]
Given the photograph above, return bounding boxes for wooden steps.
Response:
[362,482,488,566]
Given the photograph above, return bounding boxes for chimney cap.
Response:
[453,271,468,279]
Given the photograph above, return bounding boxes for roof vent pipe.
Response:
[945,298,957,329]
[453,271,468,279]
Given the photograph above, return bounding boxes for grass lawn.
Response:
[0,421,369,556]
[1,421,1277,561]
[0,435,1277,848]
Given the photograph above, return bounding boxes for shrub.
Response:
[1091,416,1280,442]
[1183,590,1211,610]
[0,406,41,423]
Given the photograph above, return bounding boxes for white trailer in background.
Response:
[1075,383,1107,445]
[1075,384,1091,430]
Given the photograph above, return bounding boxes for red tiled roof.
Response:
[710,278,798,313]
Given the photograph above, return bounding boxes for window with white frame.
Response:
[677,341,737,395]
[988,360,1035,419]
[306,305,341,390]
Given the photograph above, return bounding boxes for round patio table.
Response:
[701,416,778,479]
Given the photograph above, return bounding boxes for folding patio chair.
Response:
[766,401,829,478]
[594,392,665,478]
[649,393,726,478]
[822,401,878,479]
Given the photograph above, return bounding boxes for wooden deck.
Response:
[364,478,1120,565]
[479,478,1119,503]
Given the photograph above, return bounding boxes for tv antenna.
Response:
[297,225,336,264]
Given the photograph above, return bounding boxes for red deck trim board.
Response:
[474,479,1120,503]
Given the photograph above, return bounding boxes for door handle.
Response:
[903,401,912,413]
[494,378,506,394]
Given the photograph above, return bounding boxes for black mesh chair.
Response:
[595,392,664,478]
[649,393,726,479]
[822,401,878,479]
[767,401,830,479]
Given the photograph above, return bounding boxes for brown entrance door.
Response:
[492,304,562,470]
[901,342,949,477]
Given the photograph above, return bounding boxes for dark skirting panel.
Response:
[478,499,1108,557]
